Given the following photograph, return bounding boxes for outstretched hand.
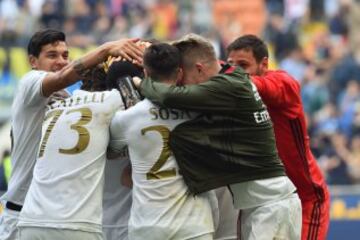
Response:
[108,38,144,65]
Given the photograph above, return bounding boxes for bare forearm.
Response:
[41,44,109,96]
[41,39,143,97]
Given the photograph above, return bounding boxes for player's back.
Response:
[18,89,122,233]
[110,99,215,240]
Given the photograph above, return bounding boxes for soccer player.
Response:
[17,87,123,239]
[102,60,145,240]
[109,43,216,240]
[137,34,302,240]
[227,34,330,240]
[0,28,143,240]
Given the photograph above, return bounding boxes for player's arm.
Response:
[139,76,238,114]
[251,70,300,108]
[41,39,144,97]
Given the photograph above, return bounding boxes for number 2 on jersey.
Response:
[38,107,92,157]
[141,125,176,180]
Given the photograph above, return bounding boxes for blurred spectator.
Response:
[266,0,284,15]
[301,66,329,115]
[279,46,307,83]
[318,133,352,185]
[329,52,360,103]
[342,135,360,183]
[73,0,95,34]
[39,1,63,29]
[284,0,308,25]
[191,0,213,33]
[350,102,360,136]
[151,0,178,40]
[104,15,129,42]
[328,1,349,36]
[266,13,298,60]
[128,9,152,39]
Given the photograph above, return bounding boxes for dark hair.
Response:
[106,60,144,89]
[143,43,181,81]
[27,29,66,57]
[227,35,268,63]
[80,66,108,91]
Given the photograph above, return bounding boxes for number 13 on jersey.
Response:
[38,107,92,158]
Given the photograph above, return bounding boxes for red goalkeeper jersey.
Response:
[252,70,328,203]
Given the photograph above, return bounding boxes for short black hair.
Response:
[227,35,268,63]
[106,60,144,89]
[143,43,181,81]
[27,29,66,57]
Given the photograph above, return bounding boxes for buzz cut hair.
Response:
[172,33,217,69]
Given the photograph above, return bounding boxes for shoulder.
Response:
[20,70,48,86]
[211,67,248,84]
[265,70,300,87]
[15,70,49,104]
[112,99,150,122]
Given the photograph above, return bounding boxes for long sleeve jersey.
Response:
[140,66,285,194]
[251,70,328,202]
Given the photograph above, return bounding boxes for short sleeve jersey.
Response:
[2,70,48,205]
[18,89,123,233]
[109,99,215,240]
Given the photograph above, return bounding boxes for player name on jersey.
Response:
[49,92,106,109]
[149,107,192,120]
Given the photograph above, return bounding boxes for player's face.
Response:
[30,41,69,72]
[227,49,267,76]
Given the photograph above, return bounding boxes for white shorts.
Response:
[0,203,20,240]
[239,193,302,240]
[18,227,103,240]
[214,187,237,240]
[102,225,128,240]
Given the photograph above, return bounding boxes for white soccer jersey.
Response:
[110,99,215,240]
[18,89,123,233]
[102,151,132,240]
[2,70,48,205]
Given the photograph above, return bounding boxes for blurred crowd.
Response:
[1,0,360,186]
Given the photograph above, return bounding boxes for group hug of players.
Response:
[0,29,329,240]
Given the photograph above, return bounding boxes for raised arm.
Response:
[41,39,144,97]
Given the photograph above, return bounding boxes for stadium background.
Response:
[0,0,359,239]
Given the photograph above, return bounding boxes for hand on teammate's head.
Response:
[107,38,144,65]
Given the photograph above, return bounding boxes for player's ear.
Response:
[175,67,184,86]
[260,57,268,71]
[29,55,38,69]
[195,62,203,74]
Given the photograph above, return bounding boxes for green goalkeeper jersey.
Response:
[140,65,285,194]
